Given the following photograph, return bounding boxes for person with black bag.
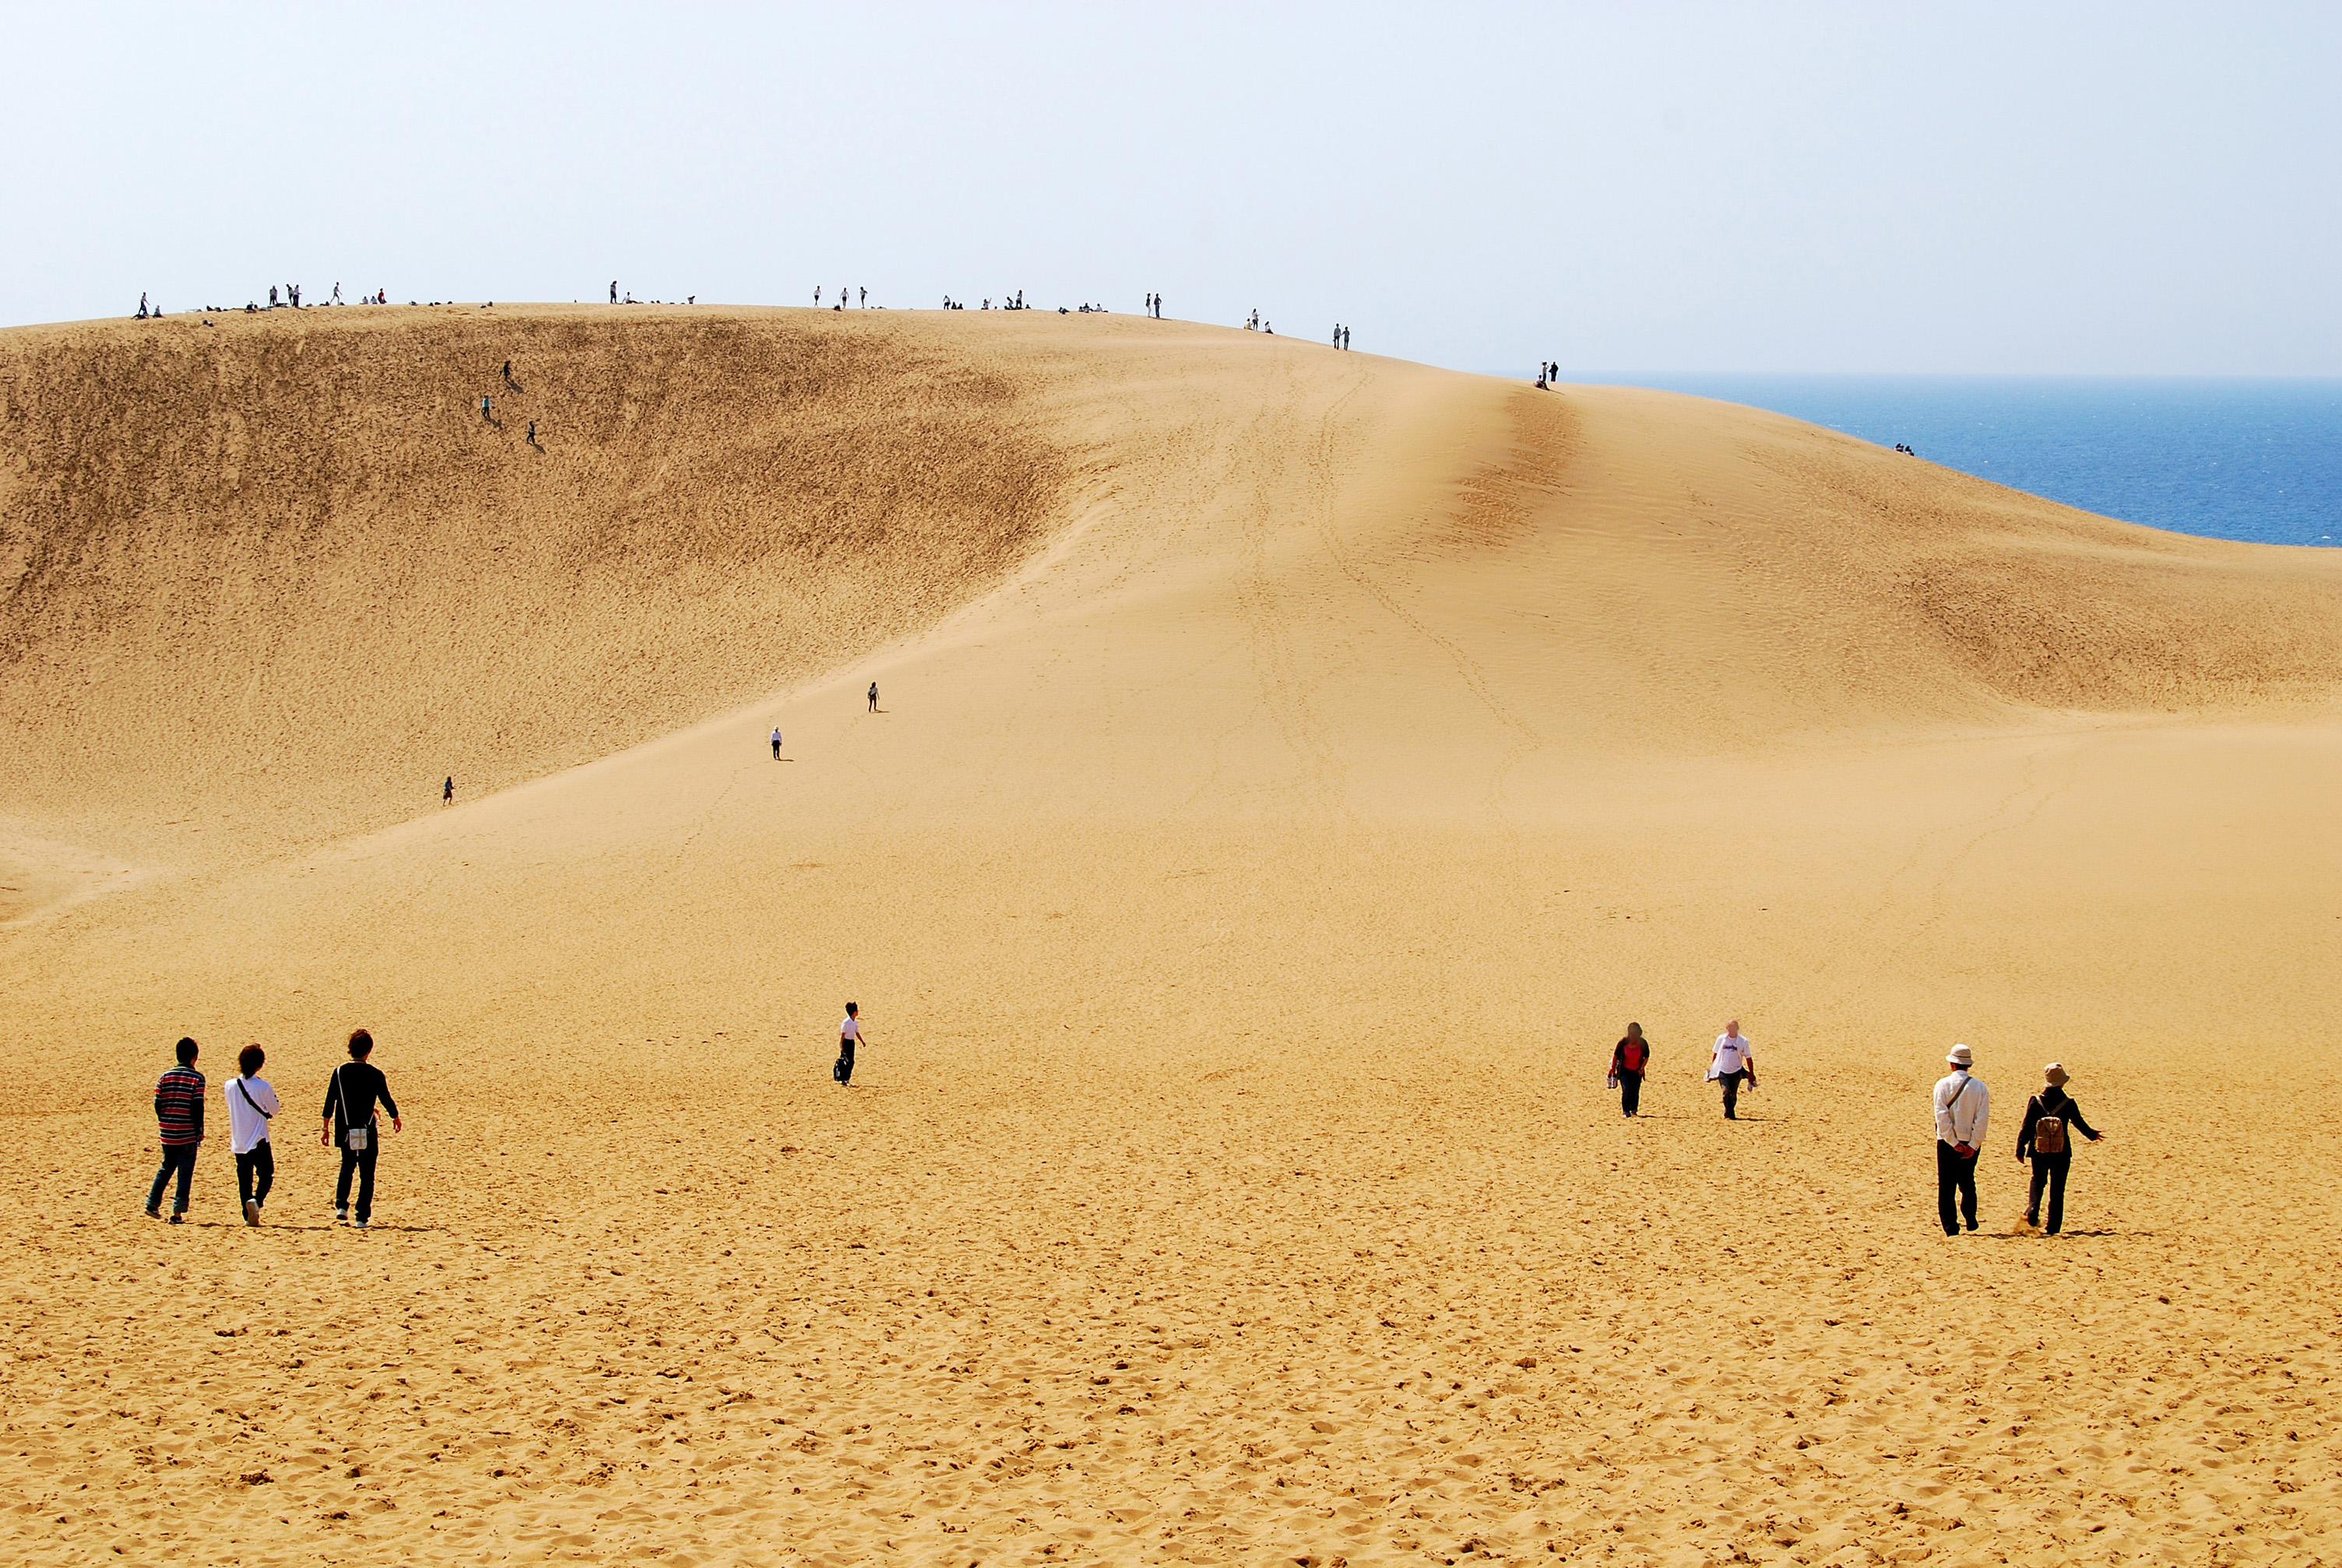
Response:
[320,1028,401,1230]
[2016,1062,2103,1235]
[834,1003,864,1086]
[1609,1023,1651,1116]
[224,1044,281,1227]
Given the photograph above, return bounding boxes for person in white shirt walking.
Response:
[833,1002,864,1085]
[1933,1043,1989,1235]
[225,1044,281,1226]
[1707,1021,1756,1120]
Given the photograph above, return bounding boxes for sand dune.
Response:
[3,307,2340,1565]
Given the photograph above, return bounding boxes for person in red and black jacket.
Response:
[2015,1062,2104,1235]
[1610,1023,1651,1117]
[146,1037,206,1222]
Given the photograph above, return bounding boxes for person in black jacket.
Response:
[321,1028,402,1230]
[2015,1062,2103,1234]
[1609,1023,1651,1116]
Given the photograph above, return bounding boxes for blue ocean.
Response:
[1584,376,2342,549]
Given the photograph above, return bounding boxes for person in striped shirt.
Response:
[146,1037,206,1223]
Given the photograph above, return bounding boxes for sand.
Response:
[3,304,2340,1565]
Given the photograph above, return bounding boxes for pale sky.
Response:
[7,2,2336,374]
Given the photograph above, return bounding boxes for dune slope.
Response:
[4,308,2341,1567]
[0,307,1073,867]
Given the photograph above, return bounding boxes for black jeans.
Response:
[835,1037,856,1085]
[1718,1070,1746,1118]
[336,1142,379,1223]
[236,1142,275,1210]
[2027,1151,2072,1233]
[147,1143,198,1215]
[1619,1070,1644,1116]
[1936,1140,1979,1234]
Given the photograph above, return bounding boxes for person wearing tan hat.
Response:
[2016,1062,2103,1234]
[1932,1044,1989,1235]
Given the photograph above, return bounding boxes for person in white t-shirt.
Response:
[1707,1021,1756,1120]
[834,1003,863,1086]
[224,1044,281,1226]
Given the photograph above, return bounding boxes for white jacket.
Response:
[1933,1070,1989,1148]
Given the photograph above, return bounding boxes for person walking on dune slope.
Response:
[146,1037,206,1222]
[834,1003,864,1085]
[1707,1021,1755,1119]
[226,1044,280,1226]
[867,681,879,713]
[1610,1023,1651,1116]
[1934,1044,1989,1236]
[323,1029,401,1230]
[2016,1062,2102,1235]
[771,726,783,760]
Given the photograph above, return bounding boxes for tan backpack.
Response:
[2033,1106,2067,1155]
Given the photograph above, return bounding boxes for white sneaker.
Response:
[244,1199,260,1227]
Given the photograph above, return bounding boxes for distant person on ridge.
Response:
[867,681,879,713]
[1933,1044,1989,1236]
[137,291,149,318]
[611,281,618,304]
[2016,1062,2102,1234]
[1610,1023,1651,1116]
[145,1037,206,1223]
[1707,1021,1756,1120]
[442,776,454,806]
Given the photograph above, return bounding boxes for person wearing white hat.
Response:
[2015,1063,2104,1234]
[1932,1044,1989,1235]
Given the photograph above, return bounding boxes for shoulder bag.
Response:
[336,1066,370,1152]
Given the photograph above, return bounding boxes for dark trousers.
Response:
[1936,1140,1979,1234]
[236,1142,275,1209]
[147,1143,198,1215]
[835,1037,856,1085]
[1718,1070,1746,1118]
[336,1142,379,1223]
[1619,1070,1644,1116]
[2027,1151,2072,1233]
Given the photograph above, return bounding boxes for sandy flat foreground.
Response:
[3,307,2340,1566]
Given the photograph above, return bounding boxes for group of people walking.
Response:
[1605,1025,2106,1235]
[1609,1019,1759,1120]
[1933,1044,2104,1235]
[144,1030,402,1230]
